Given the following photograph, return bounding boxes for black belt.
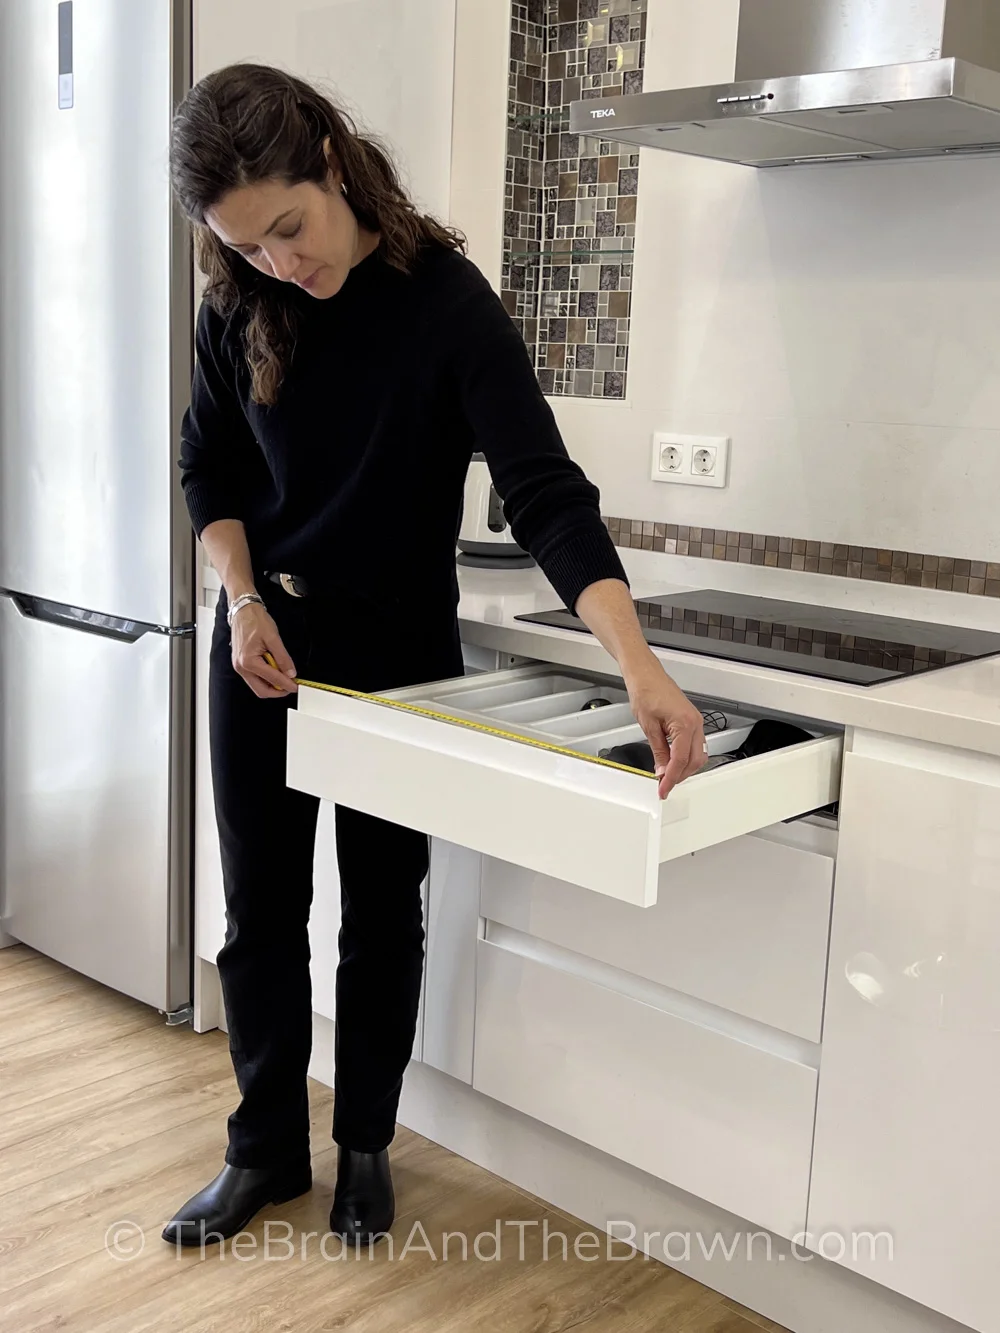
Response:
[265,571,310,598]
[265,570,399,613]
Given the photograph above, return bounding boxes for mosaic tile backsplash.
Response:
[502,0,647,400]
[604,517,1000,598]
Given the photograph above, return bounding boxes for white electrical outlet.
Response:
[660,443,683,473]
[692,446,717,476]
[650,433,730,488]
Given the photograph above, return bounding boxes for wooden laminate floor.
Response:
[0,944,789,1333]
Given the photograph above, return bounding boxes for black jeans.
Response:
[209,580,462,1166]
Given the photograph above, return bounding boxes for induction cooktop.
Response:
[515,590,1000,687]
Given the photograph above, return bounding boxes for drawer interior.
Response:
[396,666,821,766]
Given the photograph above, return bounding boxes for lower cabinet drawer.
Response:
[288,665,843,909]
[472,937,818,1242]
[480,829,834,1042]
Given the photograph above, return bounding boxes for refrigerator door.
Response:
[0,594,193,1013]
[0,0,193,627]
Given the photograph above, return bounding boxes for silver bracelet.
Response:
[227,592,264,627]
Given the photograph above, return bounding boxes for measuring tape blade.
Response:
[294,677,658,782]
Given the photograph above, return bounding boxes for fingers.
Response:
[628,670,708,799]
[239,670,285,700]
[230,608,298,699]
[237,660,297,698]
[264,636,297,681]
[692,728,708,774]
[256,658,299,694]
[646,724,672,776]
[642,711,708,799]
[656,724,692,799]
[233,648,298,697]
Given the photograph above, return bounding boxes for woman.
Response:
[163,63,706,1249]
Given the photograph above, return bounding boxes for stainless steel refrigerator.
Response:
[0,0,195,1018]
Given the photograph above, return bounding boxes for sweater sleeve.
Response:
[447,259,629,612]
[178,300,259,538]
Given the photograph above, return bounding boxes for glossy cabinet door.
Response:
[480,821,835,1042]
[473,933,819,1241]
[807,737,1000,1333]
[308,809,343,1026]
[420,842,482,1083]
[194,605,227,975]
[418,645,512,1081]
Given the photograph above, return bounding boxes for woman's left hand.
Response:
[624,660,707,799]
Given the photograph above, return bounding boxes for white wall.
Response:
[194,0,457,221]
[450,0,509,292]
[452,0,1000,565]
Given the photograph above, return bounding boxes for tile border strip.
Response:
[603,517,1000,598]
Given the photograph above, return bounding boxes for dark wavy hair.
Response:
[170,63,465,405]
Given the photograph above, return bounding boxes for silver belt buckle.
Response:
[279,573,303,598]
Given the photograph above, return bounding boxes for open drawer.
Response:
[286,665,843,908]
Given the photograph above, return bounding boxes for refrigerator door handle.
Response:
[0,589,194,642]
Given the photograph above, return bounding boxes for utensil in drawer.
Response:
[705,718,814,768]
[600,719,814,774]
[580,697,613,712]
[701,710,728,734]
[597,740,657,773]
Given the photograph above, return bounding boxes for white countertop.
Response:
[456,552,1000,759]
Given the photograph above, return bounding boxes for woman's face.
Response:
[205,156,375,300]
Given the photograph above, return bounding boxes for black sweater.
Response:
[179,244,628,622]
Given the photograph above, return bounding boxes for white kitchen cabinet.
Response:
[194,604,227,981]
[286,657,841,1213]
[807,736,1000,1333]
[419,816,834,1088]
[480,821,835,1042]
[419,841,482,1084]
[472,932,819,1242]
[307,809,342,1025]
[286,664,843,908]
[414,644,519,1082]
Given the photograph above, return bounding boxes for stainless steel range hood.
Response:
[569,0,1000,166]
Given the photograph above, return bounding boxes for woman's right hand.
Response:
[230,601,298,698]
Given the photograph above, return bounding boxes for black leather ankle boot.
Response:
[161,1161,313,1247]
[329,1147,394,1244]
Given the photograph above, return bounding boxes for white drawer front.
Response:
[481,830,834,1041]
[472,937,817,1241]
[287,666,842,908]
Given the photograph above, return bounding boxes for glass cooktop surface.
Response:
[515,590,1000,687]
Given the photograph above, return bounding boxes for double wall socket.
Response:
[651,433,730,488]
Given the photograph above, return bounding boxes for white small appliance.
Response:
[457,453,534,569]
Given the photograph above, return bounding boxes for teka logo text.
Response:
[590,107,617,119]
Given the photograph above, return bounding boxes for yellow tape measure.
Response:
[263,652,657,781]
